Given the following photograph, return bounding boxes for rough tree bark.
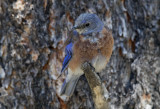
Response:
[0,0,160,109]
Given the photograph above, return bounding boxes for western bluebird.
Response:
[60,13,114,97]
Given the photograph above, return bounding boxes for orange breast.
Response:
[69,28,114,72]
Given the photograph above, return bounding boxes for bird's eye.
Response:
[85,23,90,27]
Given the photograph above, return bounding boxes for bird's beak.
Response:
[73,26,81,30]
[73,26,84,34]
[71,26,78,32]
[71,27,76,31]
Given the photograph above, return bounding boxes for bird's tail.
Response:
[60,76,79,97]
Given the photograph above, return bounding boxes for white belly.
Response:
[91,54,107,72]
[67,54,107,81]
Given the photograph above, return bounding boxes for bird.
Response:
[60,13,114,97]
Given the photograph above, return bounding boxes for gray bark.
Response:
[1,0,160,109]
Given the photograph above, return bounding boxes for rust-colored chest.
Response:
[68,28,114,71]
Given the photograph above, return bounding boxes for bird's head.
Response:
[73,13,104,36]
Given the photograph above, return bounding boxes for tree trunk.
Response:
[1,0,160,109]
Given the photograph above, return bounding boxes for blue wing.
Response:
[61,42,73,73]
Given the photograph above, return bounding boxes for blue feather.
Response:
[61,42,73,73]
